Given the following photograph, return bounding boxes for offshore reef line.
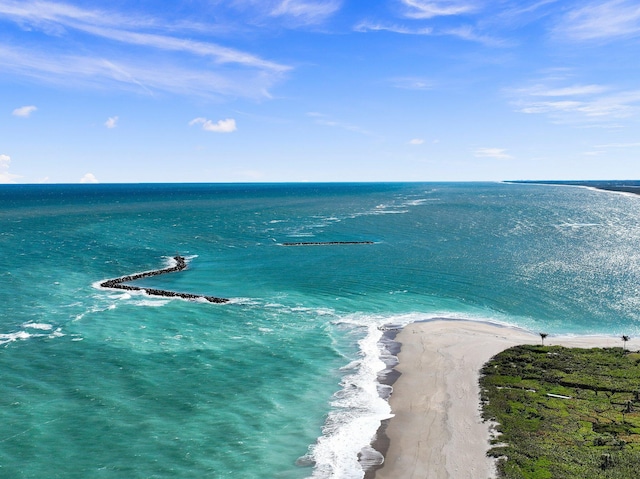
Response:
[99,256,229,304]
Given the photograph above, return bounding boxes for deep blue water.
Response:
[1,182,639,478]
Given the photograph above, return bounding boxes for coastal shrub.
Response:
[480,345,640,478]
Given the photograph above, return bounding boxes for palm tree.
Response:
[621,335,630,351]
[539,332,548,346]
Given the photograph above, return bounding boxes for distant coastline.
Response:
[507,180,640,196]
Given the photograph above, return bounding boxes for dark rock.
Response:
[99,256,229,304]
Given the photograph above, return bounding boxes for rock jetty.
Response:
[281,241,374,246]
[99,256,228,304]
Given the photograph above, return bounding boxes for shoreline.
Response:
[372,320,639,479]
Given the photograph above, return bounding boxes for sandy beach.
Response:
[374,320,640,479]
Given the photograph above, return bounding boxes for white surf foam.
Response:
[0,331,33,345]
[303,311,530,478]
[22,322,53,331]
[0,325,66,346]
[133,299,171,307]
[304,322,392,478]
[303,314,417,478]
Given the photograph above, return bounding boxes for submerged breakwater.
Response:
[99,255,229,303]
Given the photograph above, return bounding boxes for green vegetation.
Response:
[480,345,640,478]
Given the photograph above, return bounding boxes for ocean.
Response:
[1,182,639,478]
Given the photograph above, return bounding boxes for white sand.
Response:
[374,320,639,479]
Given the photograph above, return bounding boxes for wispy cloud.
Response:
[355,3,505,46]
[80,172,99,183]
[76,26,288,72]
[558,0,640,41]
[4,0,287,71]
[593,142,640,148]
[189,117,238,133]
[0,0,289,98]
[270,0,342,25]
[474,147,513,159]
[104,116,118,128]
[521,92,640,121]
[441,25,509,46]
[0,0,156,32]
[307,112,371,135]
[510,78,640,125]
[12,105,37,117]
[230,0,341,26]
[409,138,425,144]
[0,153,20,183]
[0,45,281,99]
[354,21,433,35]
[520,84,610,97]
[389,77,434,90]
[400,0,478,19]
[356,20,504,45]
[499,0,559,18]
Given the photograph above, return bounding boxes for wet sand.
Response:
[374,320,639,479]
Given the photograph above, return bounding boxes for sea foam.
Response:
[303,315,414,478]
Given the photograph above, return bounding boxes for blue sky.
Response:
[1,0,640,183]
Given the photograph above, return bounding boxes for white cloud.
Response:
[354,21,433,35]
[80,173,99,183]
[0,172,18,183]
[270,0,342,25]
[499,0,560,19]
[518,100,584,114]
[0,153,20,183]
[228,0,341,26]
[594,142,640,148]
[559,0,640,41]
[307,112,371,135]
[189,117,237,133]
[12,105,37,117]
[79,26,288,73]
[520,92,640,121]
[400,0,478,19]
[355,19,503,46]
[474,148,513,160]
[441,25,509,47]
[0,1,289,99]
[0,45,282,99]
[0,1,284,69]
[390,77,434,90]
[105,116,118,128]
[511,78,640,125]
[0,0,153,31]
[409,138,425,145]
[524,84,609,97]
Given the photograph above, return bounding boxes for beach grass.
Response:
[480,345,640,478]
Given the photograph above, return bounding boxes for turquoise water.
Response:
[1,182,640,478]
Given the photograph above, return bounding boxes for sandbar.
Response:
[374,320,639,479]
